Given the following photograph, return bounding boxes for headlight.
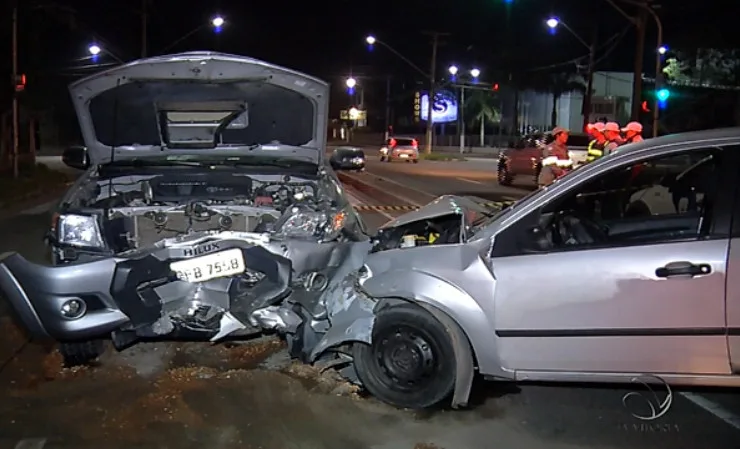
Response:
[277,207,347,241]
[57,214,104,248]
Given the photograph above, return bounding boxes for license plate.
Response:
[170,248,245,283]
[399,154,409,158]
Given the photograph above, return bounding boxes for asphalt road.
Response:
[0,156,738,449]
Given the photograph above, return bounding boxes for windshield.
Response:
[393,138,415,146]
[89,81,315,148]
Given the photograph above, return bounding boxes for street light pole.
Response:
[459,86,466,154]
[141,0,147,57]
[644,7,664,137]
[424,32,440,155]
[11,3,19,178]
[583,29,597,131]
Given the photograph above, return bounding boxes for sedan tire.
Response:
[497,162,514,186]
[353,303,456,409]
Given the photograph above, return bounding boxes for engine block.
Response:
[134,211,255,248]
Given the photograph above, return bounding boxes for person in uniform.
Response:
[603,122,623,155]
[621,121,644,144]
[537,126,573,187]
[586,122,608,163]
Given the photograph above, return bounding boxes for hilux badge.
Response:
[183,242,220,257]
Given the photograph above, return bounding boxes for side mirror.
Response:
[62,146,90,170]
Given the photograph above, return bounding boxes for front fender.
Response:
[361,269,501,375]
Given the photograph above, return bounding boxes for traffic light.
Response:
[655,74,669,109]
[13,74,25,92]
[492,83,499,91]
[641,101,650,113]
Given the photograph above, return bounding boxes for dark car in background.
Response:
[329,146,366,171]
[497,132,591,185]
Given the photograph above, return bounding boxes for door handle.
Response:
[655,261,711,278]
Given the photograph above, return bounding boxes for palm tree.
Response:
[464,89,501,146]
[548,73,586,128]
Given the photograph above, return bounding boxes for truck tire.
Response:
[59,340,106,367]
[352,303,456,409]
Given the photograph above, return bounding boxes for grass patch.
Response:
[421,152,467,161]
[0,163,71,207]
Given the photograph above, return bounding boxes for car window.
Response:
[509,148,723,253]
[394,138,415,146]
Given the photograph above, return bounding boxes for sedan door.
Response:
[488,143,737,376]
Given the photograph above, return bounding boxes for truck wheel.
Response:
[497,163,513,186]
[353,304,456,409]
[59,340,106,367]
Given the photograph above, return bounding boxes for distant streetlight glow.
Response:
[212,16,225,27]
[448,65,458,76]
[88,44,101,55]
[345,77,357,88]
[470,68,481,78]
[546,18,559,28]
[658,45,667,55]
[365,35,376,45]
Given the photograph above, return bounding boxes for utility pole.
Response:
[421,31,449,154]
[583,27,597,130]
[384,76,391,141]
[11,3,19,179]
[459,86,466,154]
[141,0,148,57]
[630,8,647,120]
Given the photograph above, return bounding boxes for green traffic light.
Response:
[657,88,670,101]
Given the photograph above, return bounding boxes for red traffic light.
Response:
[493,83,499,91]
[14,73,26,92]
[641,100,650,113]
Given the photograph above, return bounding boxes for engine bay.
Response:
[62,169,344,253]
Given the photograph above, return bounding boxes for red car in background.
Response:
[497,132,590,185]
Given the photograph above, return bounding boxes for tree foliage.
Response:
[663,49,740,86]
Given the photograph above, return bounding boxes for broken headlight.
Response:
[276,206,347,240]
[57,214,104,248]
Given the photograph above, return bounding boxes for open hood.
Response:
[70,52,329,165]
[380,195,499,229]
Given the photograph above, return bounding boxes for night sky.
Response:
[0,0,735,130]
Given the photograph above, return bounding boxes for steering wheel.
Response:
[551,210,609,246]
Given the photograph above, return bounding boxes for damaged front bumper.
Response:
[0,232,295,342]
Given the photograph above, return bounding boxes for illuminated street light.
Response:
[211,16,225,27]
[658,45,667,55]
[365,35,376,45]
[345,77,357,88]
[470,68,480,78]
[546,18,559,28]
[448,65,458,76]
[88,44,101,55]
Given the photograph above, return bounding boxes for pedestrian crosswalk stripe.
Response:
[353,201,514,212]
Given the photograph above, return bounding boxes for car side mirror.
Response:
[62,146,90,170]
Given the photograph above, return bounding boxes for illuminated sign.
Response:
[418,90,458,123]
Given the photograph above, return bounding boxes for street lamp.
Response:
[162,16,226,53]
[87,43,124,63]
[470,68,480,78]
[658,45,667,55]
[365,35,437,153]
[448,65,459,76]
[449,67,483,154]
[346,77,356,95]
[545,16,594,131]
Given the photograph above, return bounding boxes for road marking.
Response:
[354,205,419,212]
[680,392,740,430]
[460,177,484,185]
[355,172,431,205]
[343,186,395,220]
